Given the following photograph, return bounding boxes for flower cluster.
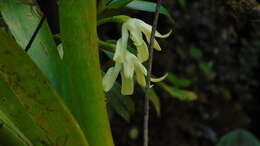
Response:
[103,18,171,95]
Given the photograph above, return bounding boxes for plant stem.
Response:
[59,0,115,145]
[144,0,162,145]
[97,15,130,26]
[98,40,116,51]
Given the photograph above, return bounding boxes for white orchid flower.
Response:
[103,17,171,95]
[114,18,172,63]
[103,49,147,95]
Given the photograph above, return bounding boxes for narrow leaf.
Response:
[107,0,134,9]
[158,82,197,101]
[126,0,175,24]
[166,73,192,88]
[147,88,161,117]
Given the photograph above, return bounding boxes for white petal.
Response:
[136,19,172,38]
[102,63,122,91]
[127,22,143,46]
[121,23,129,51]
[135,70,146,87]
[154,39,162,51]
[134,60,147,76]
[143,31,162,51]
[155,30,172,38]
[120,72,134,95]
[136,40,149,62]
[151,73,168,82]
[123,52,135,78]
[113,39,126,62]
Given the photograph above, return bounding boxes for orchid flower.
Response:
[102,17,171,95]
[103,48,147,95]
[114,18,172,63]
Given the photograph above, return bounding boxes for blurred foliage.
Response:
[217,129,259,146]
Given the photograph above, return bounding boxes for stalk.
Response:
[59,0,114,146]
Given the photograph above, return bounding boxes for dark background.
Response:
[107,0,260,146]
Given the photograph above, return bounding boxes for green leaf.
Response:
[106,81,135,121]
[158,82,197,101]
[0,110,32,146]
[59,0,114,145]
[0,77,50,145]
[125,0,175,24]
[147,88,161,117]
[190,48,203,59]
[0,29,89,146]
[0,0,62,93]
[217,129,259,146]
[107,0,134,9]
[166,73,192,88]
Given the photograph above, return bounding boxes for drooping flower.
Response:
[114,18,172,63]
[103,48,147,95]
[103,17,172,95]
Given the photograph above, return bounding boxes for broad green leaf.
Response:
[0,77,51,145]
[0,29,89,146]
[126,0,175,24]
[107,0,133,9]
[148,88,161,117]
[106,81,135,121]
[0,0,62,92]
[190,48,203,59]
[166,73,192,88]
[59,0,114,145]
[158,82,197,101]
[0,110,32,146]
[217,129,259,146]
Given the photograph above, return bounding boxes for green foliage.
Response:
[217,130,259,146]
[0,110,31,146]
[0,77,49,145]
[199,62,216,79]
[166,73,192,88]
[0,29,89,146]
[107,0,134,9]
[158,82,197,101]
[190,48,203,60]
[148,88,161,116]
[106,82,135,121]
[125,0,175,24]
[0,0,62,92]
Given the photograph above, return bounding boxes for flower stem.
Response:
[144,0,162,145]
[98,40,116,51]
